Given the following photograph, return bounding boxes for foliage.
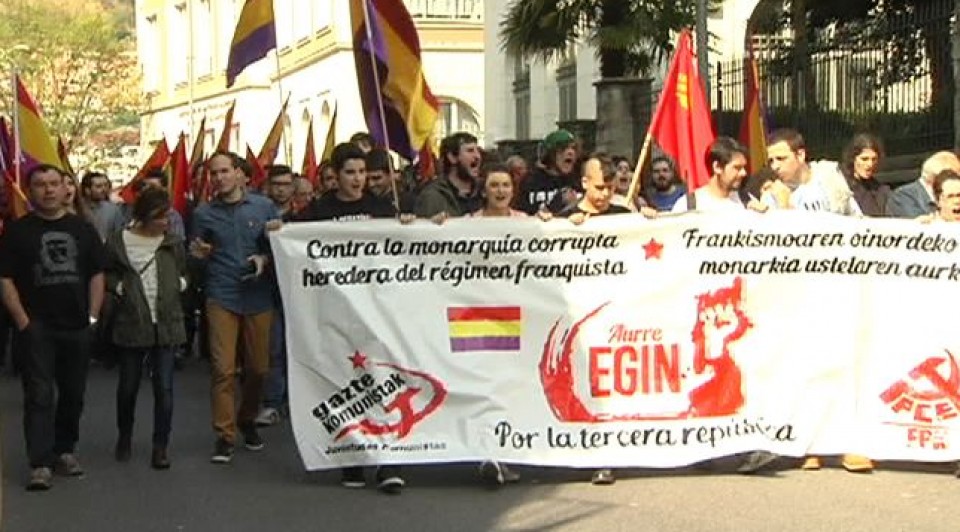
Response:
[499,0,706,78]
[0,0,141,151]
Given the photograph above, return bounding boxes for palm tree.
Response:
[498,0,700,78]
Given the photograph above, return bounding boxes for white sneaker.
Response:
[255,407,280,427]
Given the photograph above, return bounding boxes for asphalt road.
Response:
[2,361,960,532]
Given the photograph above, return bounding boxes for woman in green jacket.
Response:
[104,188,187,469]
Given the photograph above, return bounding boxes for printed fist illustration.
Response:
[698,302,740,361]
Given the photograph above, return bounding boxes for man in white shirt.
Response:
[672,137,767,214]
[766,129,860,216]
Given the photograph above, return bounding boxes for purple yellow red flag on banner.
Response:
[738,46,768,174]
[349,0,439,160]
[226,0,277,88]
[447,306,522,352]
[15,75,61,174]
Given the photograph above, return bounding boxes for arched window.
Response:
[436,98,480,139]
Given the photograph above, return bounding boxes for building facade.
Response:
[482,0,763,150]
[135,0,484,166]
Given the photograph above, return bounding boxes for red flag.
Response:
[649,29,716,190]
[168,134,190,216]
[738,45,768,174]
[301,117,319,187]
[417,135,437,183]
[3,173,31,220]
[217,101,236,152]
[258,95,289,166]
[120,139,171,204]
[245,144,267,190]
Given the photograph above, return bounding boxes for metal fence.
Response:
[711,0,955,159]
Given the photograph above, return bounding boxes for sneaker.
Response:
[55,453,84,477]
[210,439,234,464]
[737,451,779,474]
[26,467,52,491]
[240,423,264,451]
[376,467,405,495]
[591,469,616,485]
[115,436,132,463]
[481,460,522,487]
[341,467,366,488]
[255,407,281,427]
[841,454,873,473]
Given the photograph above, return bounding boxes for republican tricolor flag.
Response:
[447,306,522,353]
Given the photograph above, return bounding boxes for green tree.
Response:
[0,0,141,150]
[498,0,702,78]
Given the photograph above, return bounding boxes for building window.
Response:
[294,1,311,42]
[513,56,531,139]
[557,63,577,122]
[313,1,331,31]
[437,98,480,140]
[218,0,239,71]
[195,0,213,78]
[142,15,160,92]
[406,0,483,21]
[171,4,188,86]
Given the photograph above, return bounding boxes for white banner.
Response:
[270,211,960,470]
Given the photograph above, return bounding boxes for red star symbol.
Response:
[348,351,368,369]
[643,238,664,260]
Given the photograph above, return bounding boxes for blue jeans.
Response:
[116,345,176,446]
[263,308,287,410]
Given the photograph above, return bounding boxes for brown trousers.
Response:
[206,302,272,444]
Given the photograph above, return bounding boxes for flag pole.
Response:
[11,70,22,189]
[359,0,401,213]
[625,129,654,207]
[273,52,292,164]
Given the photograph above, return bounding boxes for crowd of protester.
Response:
[2,126,960,494]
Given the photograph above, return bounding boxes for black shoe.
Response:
[376,466,404,494]
[114,436,132,463]
[737,451,779,474]
[210,439,234,464]
[151,447,170,470]
[341,467,366,488]
[240,423,264,451]
[591,469,616,485]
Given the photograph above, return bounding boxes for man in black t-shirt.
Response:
[561,153,657,226]
[295,143,408,494]
[0,164,106,491]
[299,143,398,222]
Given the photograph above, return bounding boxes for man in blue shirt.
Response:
[190,151,280,464]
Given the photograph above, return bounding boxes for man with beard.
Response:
[672,137,768,214]
[516,129,581,215]
[190,152,279,466]
[80,172,121,241]
[645,156,687,211]
[414,132,482,218]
